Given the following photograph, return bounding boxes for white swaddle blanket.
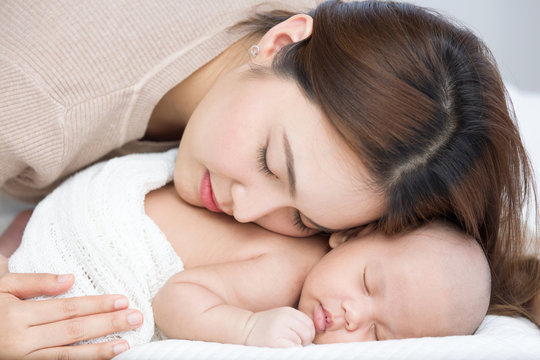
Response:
[9,149,184,346]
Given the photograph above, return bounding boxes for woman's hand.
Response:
[0,269,143,360]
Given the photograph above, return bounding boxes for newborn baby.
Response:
[299,223,491,342]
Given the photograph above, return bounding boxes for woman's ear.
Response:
[255,14,313,61]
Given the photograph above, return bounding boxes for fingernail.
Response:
[127,311,143,326]
[113,342,129,354]
[57,274,73,283]
[114,297,129,310]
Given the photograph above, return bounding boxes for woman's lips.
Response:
[314,304,332,332]
[200,170,223,213]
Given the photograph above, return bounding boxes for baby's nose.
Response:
[342,299,371,332]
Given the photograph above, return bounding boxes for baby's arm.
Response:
[153,253,315,347]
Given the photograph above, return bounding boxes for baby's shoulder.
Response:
[256,233,329,276]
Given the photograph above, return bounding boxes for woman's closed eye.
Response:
[293,209,313,233]
[257,142,323,235]
[257,143,314,234]
[257,144,277,178]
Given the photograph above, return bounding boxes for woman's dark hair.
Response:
[235,0,539,326]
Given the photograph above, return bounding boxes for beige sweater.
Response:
[0,0,315,202]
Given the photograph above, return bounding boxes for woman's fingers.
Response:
[26,339,129,360]
[0,272,74,299]
[23,294,130,326]
[1,272,141,358]
[28,308,143,349]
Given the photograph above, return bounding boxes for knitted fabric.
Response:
[9,149,183,346]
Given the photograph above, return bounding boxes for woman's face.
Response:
[174,66,385,236]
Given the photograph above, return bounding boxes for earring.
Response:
[249,44,260,58]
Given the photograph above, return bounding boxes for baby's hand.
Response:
[244,307,315,347]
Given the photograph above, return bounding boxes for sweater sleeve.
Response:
[0,54,65,200]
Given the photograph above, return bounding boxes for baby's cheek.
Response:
[313,330,340,344]
[314,329,367,344]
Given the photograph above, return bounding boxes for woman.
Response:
[1,0,538,358]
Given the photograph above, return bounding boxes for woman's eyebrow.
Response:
[282,131,296,198]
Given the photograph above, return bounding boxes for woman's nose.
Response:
[230,181,288,224]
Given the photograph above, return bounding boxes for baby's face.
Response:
[297,227,463,343]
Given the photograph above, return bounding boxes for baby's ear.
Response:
[329,225,376,248]
[328,232,348,249]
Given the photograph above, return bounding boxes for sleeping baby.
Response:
[8,150,490,347]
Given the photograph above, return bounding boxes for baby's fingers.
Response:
[290,311,316,346]
[28,309,143,349]
[26,339,129,360]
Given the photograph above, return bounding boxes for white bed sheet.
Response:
[115,315,540,360]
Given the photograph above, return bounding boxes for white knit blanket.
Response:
[8,149,184,346]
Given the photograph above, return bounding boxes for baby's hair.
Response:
[404,220,492,335]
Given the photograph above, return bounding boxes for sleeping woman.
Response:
[5,150,491,353]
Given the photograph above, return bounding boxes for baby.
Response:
[7,150,490,347]
[298,223,491,343]
[154,219,490,346]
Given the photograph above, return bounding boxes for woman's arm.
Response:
[153,253,316,347]
[0,210,32,258]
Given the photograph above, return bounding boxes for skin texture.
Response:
[298,223,491,343]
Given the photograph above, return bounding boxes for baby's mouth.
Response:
[314,304,333,332]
